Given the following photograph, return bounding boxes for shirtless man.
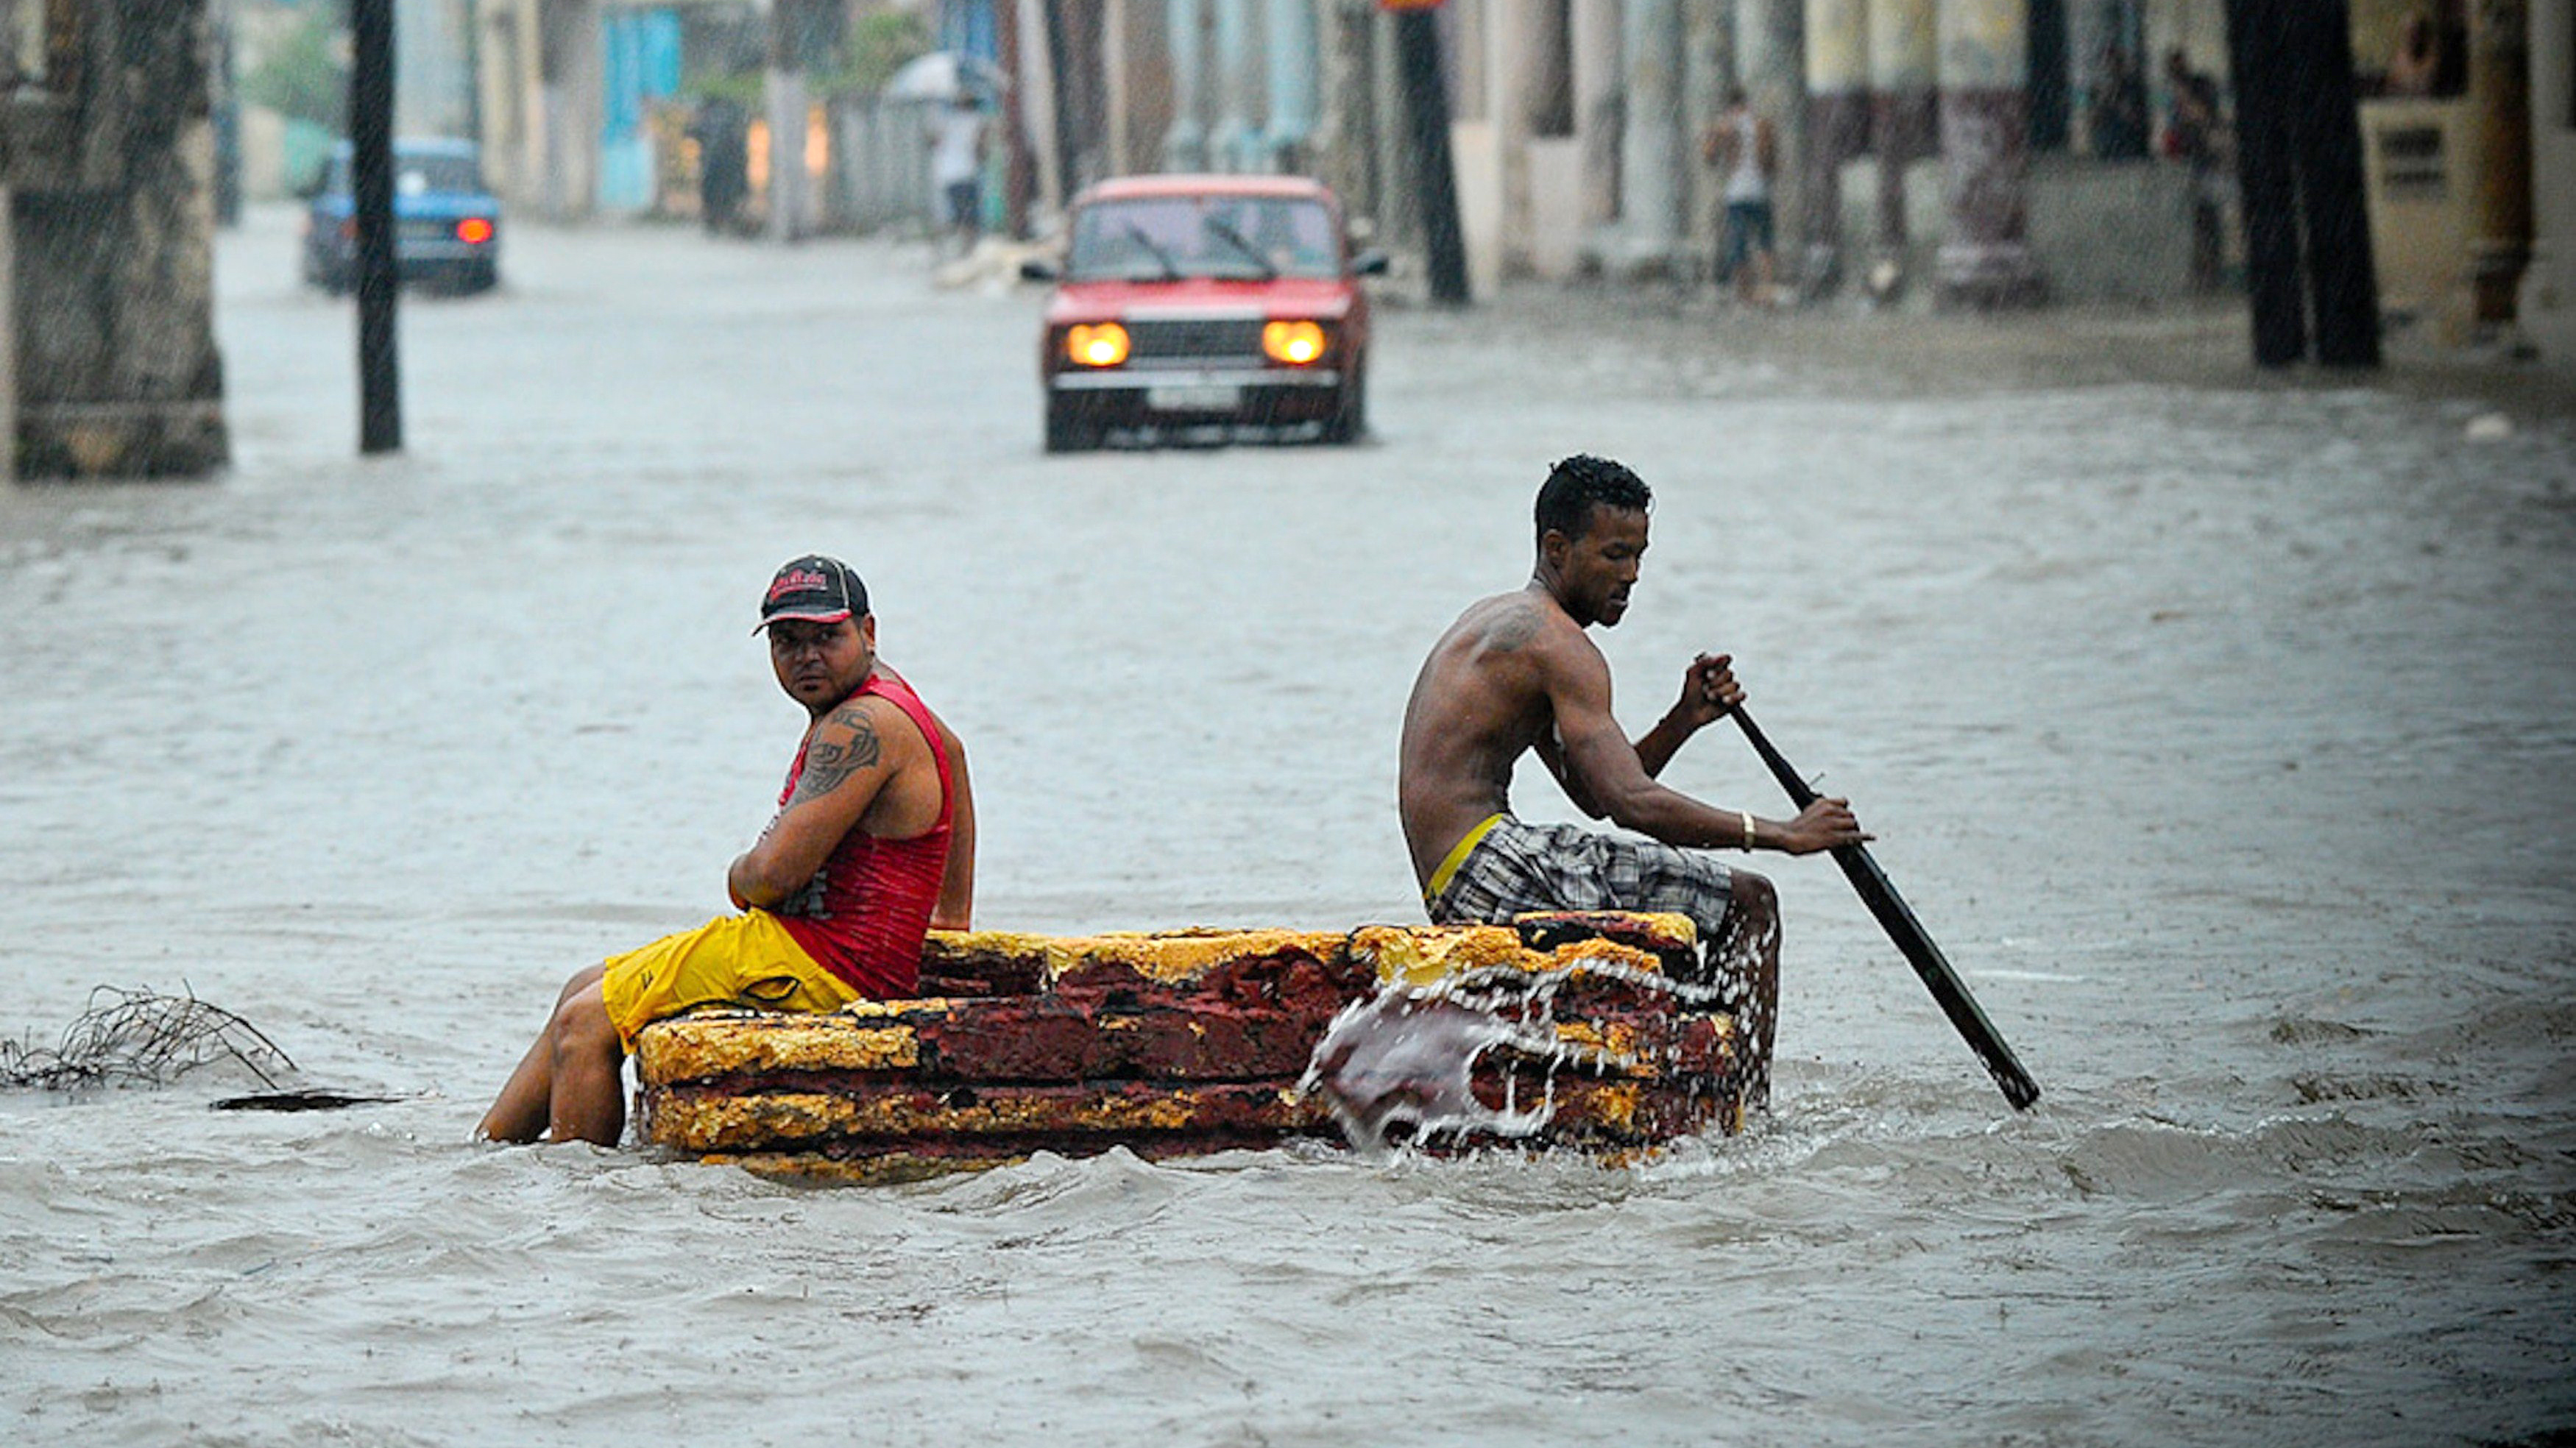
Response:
[1397,455,1866,1099]
[478,555,976,1146]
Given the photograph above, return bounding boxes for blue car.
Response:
[301,138,501,295]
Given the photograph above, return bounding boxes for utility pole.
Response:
[350,0,401,453]
[1390,3,1468,305]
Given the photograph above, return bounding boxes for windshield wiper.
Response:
[1122,221,1181,280]
[1201,216,1277,280]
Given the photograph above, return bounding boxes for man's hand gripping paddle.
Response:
[1733,708,2041,1110]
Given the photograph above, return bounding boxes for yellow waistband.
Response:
[1423,814,1506,905]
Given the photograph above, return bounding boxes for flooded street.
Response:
[4,206,2573,1445]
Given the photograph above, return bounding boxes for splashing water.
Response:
[1299,963,1727,1156]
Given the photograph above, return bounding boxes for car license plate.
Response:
[1146,384,1242,413]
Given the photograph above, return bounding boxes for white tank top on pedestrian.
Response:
[1724,111,1768,205]
[930,107,983,187]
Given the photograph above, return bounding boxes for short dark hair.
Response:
[1535,454,1652,545]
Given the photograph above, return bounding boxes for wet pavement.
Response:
[3,205,2573,1447]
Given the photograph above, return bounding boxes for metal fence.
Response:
[823,93,939,235]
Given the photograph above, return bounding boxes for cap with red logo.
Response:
[756,555,869,632]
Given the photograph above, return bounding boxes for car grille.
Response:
[1125,318,1265,361]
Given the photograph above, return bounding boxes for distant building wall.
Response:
[397,0,477,139]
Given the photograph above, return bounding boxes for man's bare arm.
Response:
[932,725,975,930]
[728,700,895,908]
[1534,726,1607,817]
[1633,653,1745,777]
[1546,640,1865,853]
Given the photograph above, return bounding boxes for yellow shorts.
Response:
[597,911,857,1053]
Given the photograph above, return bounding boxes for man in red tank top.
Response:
[478,556,977,1146]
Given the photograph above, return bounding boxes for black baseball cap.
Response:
[756,554,869,632]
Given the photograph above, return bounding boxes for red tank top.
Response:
[771,670,953,998]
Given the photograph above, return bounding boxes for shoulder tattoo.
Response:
[791,706,884,803]
[1484,606,1541,653]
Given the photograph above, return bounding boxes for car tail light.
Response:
[1262,320,1327,365]
[456,217,495,245]
[1066,322,1130,368]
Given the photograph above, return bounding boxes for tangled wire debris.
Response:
[1,986,295,1092]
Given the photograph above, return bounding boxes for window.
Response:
[322,151,486,197]
[1069,196,1341,282]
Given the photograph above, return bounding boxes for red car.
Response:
[1024,174,1387,452]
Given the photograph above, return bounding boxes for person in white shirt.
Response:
[927,98,988,251]
[1700,88,1779,305]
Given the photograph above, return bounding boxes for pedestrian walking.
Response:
[688,94,750,235]
[2162,50,2229,292]
[1702,88,1780,306]
[927,96,988,255]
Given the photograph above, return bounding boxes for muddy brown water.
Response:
[2,209,2572,1445]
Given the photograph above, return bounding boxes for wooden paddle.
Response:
[1732,708,2041,1110]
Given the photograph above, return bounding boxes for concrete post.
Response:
[1107,0,1178,175]
[1021,0,1066,219]
[1803,0,1870,288]
[1572,0,1622,230]
[1105,0,1133,173]
[1164,0,1209,169]
[2466,0,2534,322]
[1311,0,1376,221]
[10,0,229,477]
[1492,0,1547,277]
[1869,0,1936,268]
[1683,0,1729,277]
[1264,0,1318,171]
[1934,0,2044,305]
[1738,0,1807,286]
[1210,0,1257,171]
[395,0,475,140]
[2063,0,2112,156]
[765,7,808,241]
[2520,0,2572,363]
[0,182,13,485]
[540,0,601,221]
[1618,0,1687,272]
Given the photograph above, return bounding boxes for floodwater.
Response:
[4,209,2572,1446]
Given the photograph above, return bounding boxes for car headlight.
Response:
[1262,320,1328,365]
[1065,323,1130,368]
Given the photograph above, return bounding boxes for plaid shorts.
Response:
[1426,815,1735,956]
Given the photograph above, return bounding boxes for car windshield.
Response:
[322,152,484,196]
[1066,196,1340,282]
